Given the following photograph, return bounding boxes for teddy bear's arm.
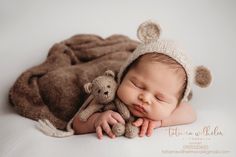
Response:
[103,102,117,111]
[114,98,130,121]
[78,103,104,121]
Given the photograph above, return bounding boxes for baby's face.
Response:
[117,59,183,121]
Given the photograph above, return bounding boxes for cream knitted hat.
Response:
[118,20,212,102]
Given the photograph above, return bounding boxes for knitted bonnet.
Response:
[118,20,212,102]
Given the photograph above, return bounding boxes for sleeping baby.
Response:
[72,20,212,139]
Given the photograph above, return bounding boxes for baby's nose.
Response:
[139,93,151,105]
[104,91,108,95]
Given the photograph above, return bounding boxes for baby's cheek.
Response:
[117,85,133,104]
[158,109,173,119]
[150,106,172,120]
[116,86,125,100]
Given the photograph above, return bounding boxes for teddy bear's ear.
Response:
[104,70,115,78]
[194,65,212,88]
[137,20,162,44]
[84,83,93,94]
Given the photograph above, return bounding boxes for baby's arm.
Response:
[73,112,100,134]
[161,102,197,127]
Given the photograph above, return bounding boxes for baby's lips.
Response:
[133,104,146,113]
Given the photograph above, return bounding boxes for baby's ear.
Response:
[137,20,162,44]
[194,65,212,88]
[104,70,115,78]
[84,83,93,94]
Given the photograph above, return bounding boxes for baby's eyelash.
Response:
[155,96,165,102]
[131,80,143,89]
[131,81,137,87]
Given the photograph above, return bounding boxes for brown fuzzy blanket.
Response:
[9,34,139,130]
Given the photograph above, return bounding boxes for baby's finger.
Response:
[102,122,115,139]
[132,118,143,127]
[107,117,118,126]
[96,126,103,139]
[140,119,148,137]
[146,122,156,137]
[111,112,125,124]
[146,121,162,136]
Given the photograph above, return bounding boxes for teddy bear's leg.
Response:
[78,104,104,121]
[112,123,125,137]
[125,122,139,138]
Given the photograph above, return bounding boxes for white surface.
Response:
[0,0,236,157]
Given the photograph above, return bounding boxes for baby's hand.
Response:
[94,110,125,139]
[132,118,161,137]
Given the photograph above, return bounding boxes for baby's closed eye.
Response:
[130,80,145,89]
[155,95,163,101]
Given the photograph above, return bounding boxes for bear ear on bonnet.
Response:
[137,20,162,44]
[194,65,212,88]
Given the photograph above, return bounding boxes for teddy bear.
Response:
[37,70,139,138]
[78,70,139,138]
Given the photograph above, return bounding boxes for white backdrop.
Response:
[0,0,236,157]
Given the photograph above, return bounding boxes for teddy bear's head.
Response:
[84,70,118,104]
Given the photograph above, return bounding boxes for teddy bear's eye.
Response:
[97,90,101,93]
[107,85,110,88]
